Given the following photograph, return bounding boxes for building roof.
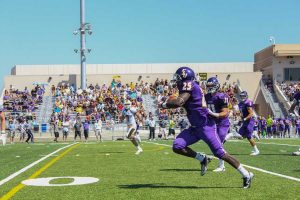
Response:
[254,44,300,71]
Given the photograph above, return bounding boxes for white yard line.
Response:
[227,140,299,147]
[0,143,78,186]
[241,164,300,182]
[145,141,300,183]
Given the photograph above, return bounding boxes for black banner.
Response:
[198,73,208,81]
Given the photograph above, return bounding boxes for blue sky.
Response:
[1,0,300,89]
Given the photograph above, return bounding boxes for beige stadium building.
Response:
[254,44,300,82]
[3,44,300,117]
[6,62,260,98]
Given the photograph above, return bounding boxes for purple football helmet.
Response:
[172,66,195,85]
[240,91,248,102]
[206,77,220,94]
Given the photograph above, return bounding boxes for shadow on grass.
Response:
[118,183,239,189]
[229,153,292,156]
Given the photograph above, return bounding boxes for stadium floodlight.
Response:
[73,0,93,90]
[86,23,92,30]
[73,30,79,35]
[269,36,276,45]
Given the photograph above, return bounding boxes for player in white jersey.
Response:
[94,119,103,142]
[123,100,143,155]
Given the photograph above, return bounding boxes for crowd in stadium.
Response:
[277,81,300,101]
[1,77,300,143]
[2,85,45,113]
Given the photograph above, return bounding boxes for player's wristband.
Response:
[243,118,247,121]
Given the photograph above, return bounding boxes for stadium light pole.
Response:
[269,36,276,45]
[73,0,92,90]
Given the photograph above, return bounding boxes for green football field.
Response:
[0,139,299,200]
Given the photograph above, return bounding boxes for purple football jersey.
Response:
[178,80,208,127]
[296,119,300,128]
[238,99,253,119]
[284,119,291,127]
[205,92,230,126]
[272,120,277,127]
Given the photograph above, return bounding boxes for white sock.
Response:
[218,159,225,168]
[253,145,259,152]
[237,133,243,139]
[136,135,141,143]
[1,134,6,146]
[195,152,205,162]
[137,145,142,151]
[225,133,233,141]
[237,165,249,178]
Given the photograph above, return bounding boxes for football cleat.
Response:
[200,156,212,176]
[250,151,260,156]
[292,151,300,156]
[243,172,254,189]
[213,167,225,172]
[135,148,143,155]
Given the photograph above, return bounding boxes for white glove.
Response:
[208,108,220,118]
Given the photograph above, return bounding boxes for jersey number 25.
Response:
[182,82,192,91]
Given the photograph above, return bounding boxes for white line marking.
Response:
[144,141,171,147]
[241,164,300,182]
[0,143,78,186]
[39,155,58,157]
[146,141,300,183]
[227,140,299,147]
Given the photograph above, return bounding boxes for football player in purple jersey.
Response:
[205,77,230,172]
[283,117,291,138]
[238,91,260,156]
[160,67,254,188]
[278,118,285,138]
[252,117,260,140]
[295,116,300,138]
[271,118,278,138]
[288,87,300,156]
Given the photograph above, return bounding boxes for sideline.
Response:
[227,140,299,147]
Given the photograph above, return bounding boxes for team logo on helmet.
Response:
[173,67,195,84]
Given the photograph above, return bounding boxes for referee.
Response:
[148,116,156,140]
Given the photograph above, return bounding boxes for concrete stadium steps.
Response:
[142,94,158,120]
[260,80,287,118]
[36,95,55,124]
